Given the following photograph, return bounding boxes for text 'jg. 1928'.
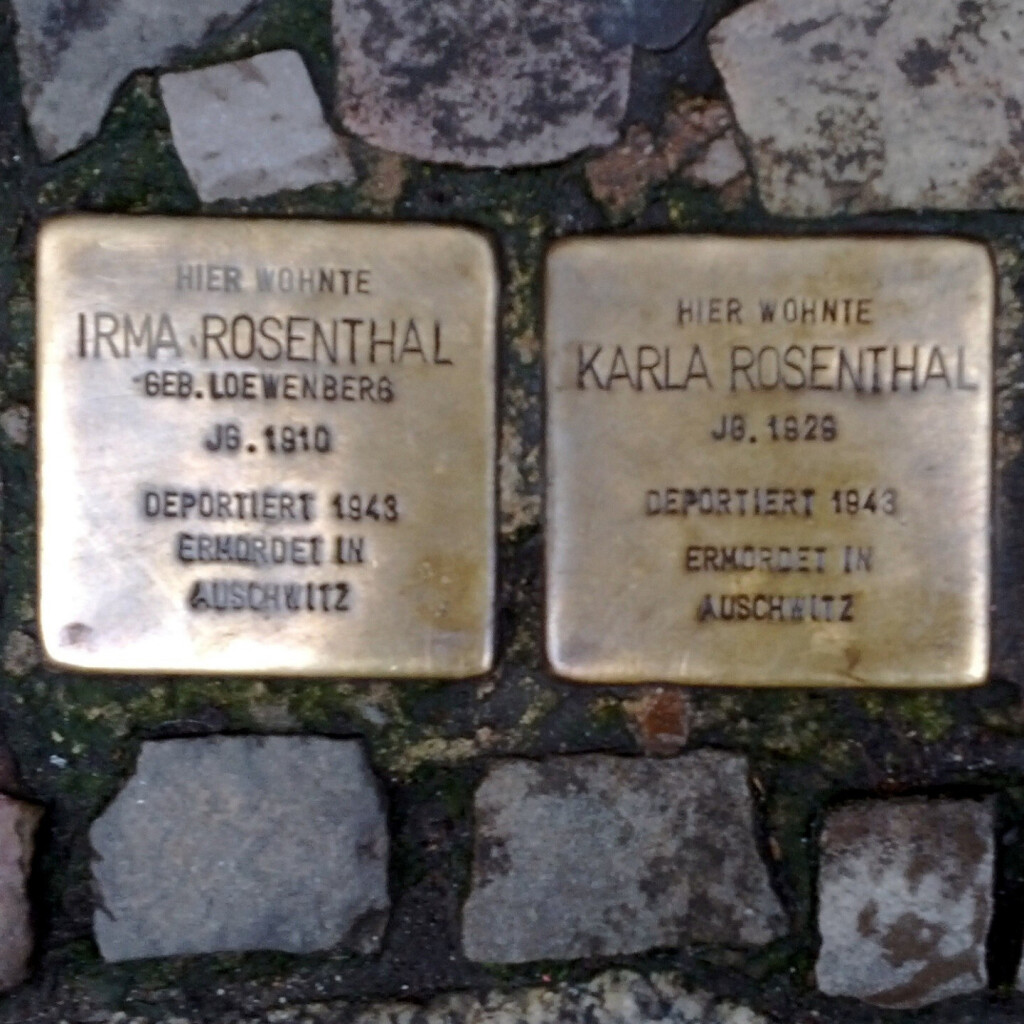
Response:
[545,236,992,687]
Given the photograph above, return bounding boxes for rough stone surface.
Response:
[0,405,29,447]
[1,631,39,678]
[12,0,257,160]
[622,689,690,756]
[345,970,771,1024]
[160,51,354,202]
[585,96,750,219]
[0,795,42,991]
[334,0,632,167]
[816,798,994,1009]
[90,737,389,961]
[686,134,748,189]
[710,0,1024,215]
[585,123,664,220]
[462,751,786,962]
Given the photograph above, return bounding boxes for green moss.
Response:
[282,679,360,729]
[2,275,35,402]
[477,959,579,986]
[855,691,887,720]
[501,216,546,364]
[760,783,818,936]
[891,693,957,743]
[757,702,830,759]
[36,76,196,217]
[854,691,956,743]
[693,691,855,768]
[590,697,628,733]
[405,760,477,822]
[661,179,746,229]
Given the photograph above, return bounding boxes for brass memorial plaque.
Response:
[546,237,992,686]
[38,217,496,676]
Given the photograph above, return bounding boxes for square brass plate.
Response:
[38,216,496,676]
[546,237,992,686]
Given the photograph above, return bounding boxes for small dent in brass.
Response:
[59,623,93,647]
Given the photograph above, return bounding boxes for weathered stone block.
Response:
[816,798,993,1008]
[160,50,355,202]
[0,796,41,991]
[12,0,256,159]
[710,0,1024,215]
[333,0,631,167]
[462,751,786,962]
[91,737,389,961]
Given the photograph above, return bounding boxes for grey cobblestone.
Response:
[0,795,40,992]
[711,0,1024,215]
[12,0,256,159]
[160,51,355,202]
[91,737,389,961]
[816,798,994,1008]
[462,752,786,962]
[334,0,631,167]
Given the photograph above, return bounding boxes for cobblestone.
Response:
[711,0,1024,215]
[0,795,41,991]
[160,51,354,202]
[12,0,256,159]
[90,737,389,961]
[2,0,1024,1018]
[462,752,786,962]
[816,798,993,1008]
[334,0,631,167]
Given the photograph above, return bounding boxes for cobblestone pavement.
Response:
[4,0,1024,1022]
